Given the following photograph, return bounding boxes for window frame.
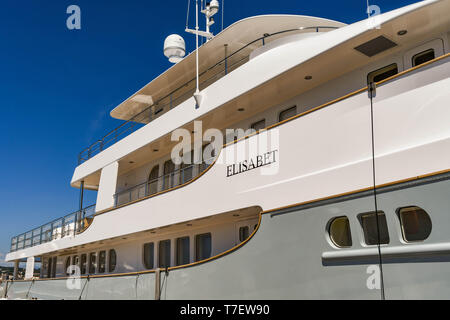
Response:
[397,206,432,243]
[143,242,155,270]
[98,250,106,274]
[176,236,190,266]
[278,106,297,122]
[250,119,266,132]
[158,239,171,269]
[108,249,117,273]
[367,63,398,85]
[195,233,212,262]
[328,216,353,248]
[412,48,435,67]
[358,211,390,246]
[88,252,97,274]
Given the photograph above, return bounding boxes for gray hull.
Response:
[3,172,449,300]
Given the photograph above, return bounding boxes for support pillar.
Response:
[96,161,119,212]
[13,260,19,280]
[25,257,35,280]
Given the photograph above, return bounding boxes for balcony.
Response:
[9,204,96,253]
[114,161,211,207]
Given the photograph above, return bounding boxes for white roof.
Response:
[110,15,346,121]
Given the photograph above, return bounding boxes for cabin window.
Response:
[398,206,432,242]
[148,165,160,195]
[98,251,106,273]
[195,233,212,262]
[80,254,87,275]
[279,106,297,122]
[72,255,79,268]
[239,226,249,242]
[251,119,266,132]
[108,249,117,272]
[143,242,154,269]
[47,257,52,278]
[163,160,175,190]
[65,257,71,275]
[367,63,398,84]
[412,49,435,67]
[50,257,57,278]
[180,151,194,184]
[360,211,390,245]
[159,240,171,268]
[176,237,190,266]
[89,252,97,274]
[329,216,353,248]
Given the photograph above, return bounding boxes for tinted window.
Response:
[329,216,353,248]
[176,237,190,266]
[398,206,432,242]
[360,211,390,245]
[108,249,117,272]
[239,226,249,242]
[89,252,97,274]
[251,119,266,132]
[80,254,87,275]
[368,64,398,84]
[279,106,297,122]
[98,251,106,273]
[196,233,212,261]
[143,243,154,269]
[159,240,171,268]
[65,257,71,276]
[412,49,435,67]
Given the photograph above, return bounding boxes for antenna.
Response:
[184,0,220,108]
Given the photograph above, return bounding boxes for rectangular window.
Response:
[108,249,117,273]
[89,252,97,274]
[80,254,87,275]
[239,226,249,242]
[251,119,266,132]
[398,206,432,242]
[195,233,212,262]
[51,256,57,278]
[360,211,390,245]
[159,240,171,268]
[72,255,79,267]
[143,242,155,269]
[412,49,435,67]
[367,63,398,84]
[176,237,190,266]
[98,251,106,273]
[279,106,297,122]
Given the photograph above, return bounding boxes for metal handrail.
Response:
[114,158,214,207]
[77,26,340,164]
[9,204,96,253]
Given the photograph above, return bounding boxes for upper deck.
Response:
[77,15,345,165]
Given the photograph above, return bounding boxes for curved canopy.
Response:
[110,15,346,121]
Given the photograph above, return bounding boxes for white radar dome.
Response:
[164,34,186,63]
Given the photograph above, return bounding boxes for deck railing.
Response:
[10,204,96,253]
[114,161,211,207]
[77,26,339,165]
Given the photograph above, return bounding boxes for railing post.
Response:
[40,226,43,244]
[50,223,54,241]
[61,218,65,238]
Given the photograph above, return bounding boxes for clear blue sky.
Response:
[0,0,417,264]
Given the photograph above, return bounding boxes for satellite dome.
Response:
[164,34,186,63]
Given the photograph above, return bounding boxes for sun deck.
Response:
[77,15,344,164]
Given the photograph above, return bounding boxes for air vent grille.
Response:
[354,36,397,57]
